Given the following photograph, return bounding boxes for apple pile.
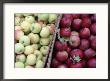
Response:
[51,14,96,68]
[14,13,58,68]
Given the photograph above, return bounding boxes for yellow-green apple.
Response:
[19,35,30,46]
[38,13,49,22]
[26,54,36,65]
[15,17,21,26]
[15,13,23,17]
[15,61,24,68]
[48,14,57,23]
[35,60,44,68]
[40,46,49,56]
[21,21,31,33]
[40,27,50,38]
[31,44,38,51]
[31,23,41,33]
[25,65,33,68]
[15,43,24,54]
[24,46,34,55]
[25,16,35,24]
[40,37,50,46]
[15,26,22,30]
[28,33,39,44]
[16,54,26,63]
[15,30,24,41]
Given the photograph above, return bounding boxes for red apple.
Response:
[56,51,68,62]
[84,48,96,59]
[82,17,91,28]
[51,58,61,68]
[79,39,90,51]
[60,28,71,37]
[81,14,89,18]
[69,35,80,48]
[72,14,80,19]
[57,64,68,68]
[90,23,96,35]
[60,17,72,28]
[87,58,96,68]
[91,37,96,50]
[70,49,84,62]
[79,28,90,39]
[70,61,84,68]
[71,18,82,30]
[71,31,79,36]
[54,41,64,51]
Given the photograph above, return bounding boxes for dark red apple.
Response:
[54,41,64,51]
[87,58,96,68]
[82,17,91,28]
[71,18,82,30]
[56,51,68,62]
[89,35,96,41]
[69,35,80,48]
[91,14,96,23]
[81,14,89,18]
[79,28,90,39]
[66,58,73,67]
[72,14,80,19]
[66,46,71,53]
[60,28,71,37]
[63,14,73,20]
[57,64,68,68]
[70,49,84,62]
[79,39,90,51]
[71,31,79,36]
[90,23,96,35]
[84,48,96,59]
[60,17,72,28]
[91,37,96,50]
[51,58,61,68]
[70,61,84,68]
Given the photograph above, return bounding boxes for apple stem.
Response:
[73,55,81,62]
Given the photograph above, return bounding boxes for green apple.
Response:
[28,33,39,44]
[15,61,24,68]
[25,16,35,24]
[48,14,57,23]
[26,54,36,65]
[40,27,50,38]
[16,54,26,63]
[15,43,24,54]
[31,44,38,50]
[25,65,33,68]
[38,13,49,22]
[24,46,34,55]
[15,30,24,41]
[19,36,30,46]
[21,21,31,33]
[31,23,41,33]
[40,46,49,56]
[35,60,44,68]
[15,17,21,26]
[40,37,50,46]
[15,13,23,17]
